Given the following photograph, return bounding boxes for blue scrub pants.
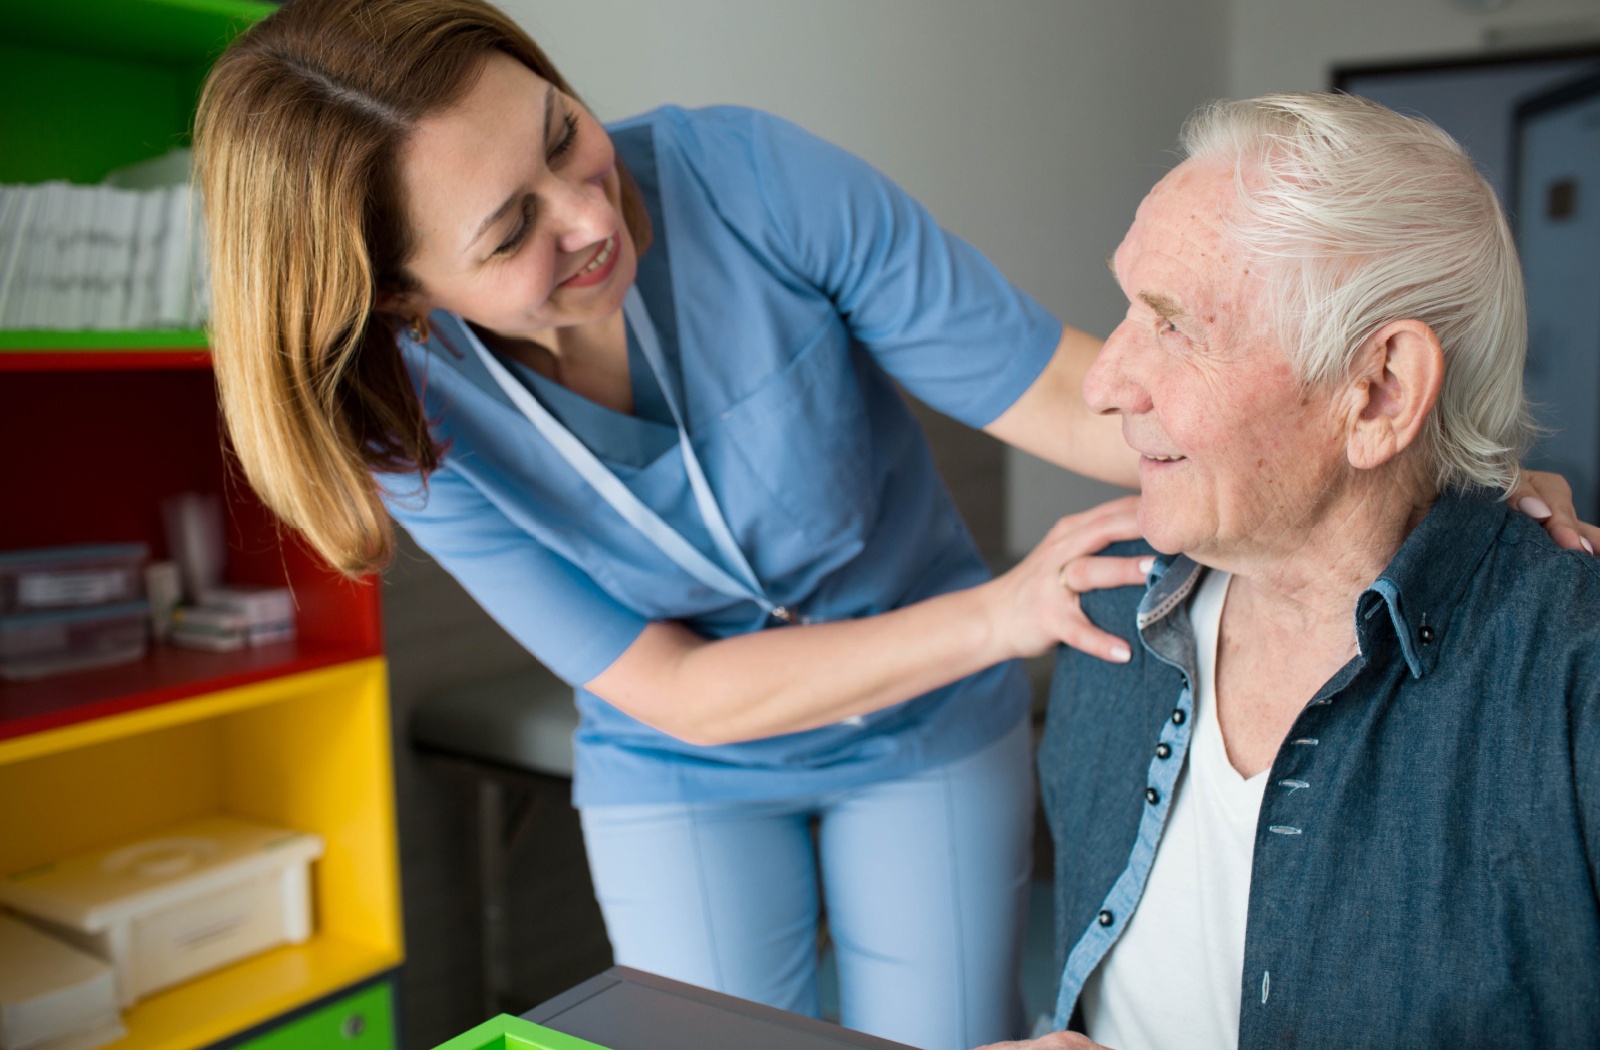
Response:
[578,716,1034,1050]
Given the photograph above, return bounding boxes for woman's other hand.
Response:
[983,495,1149,664]
[1512,470,1599,555]
[974,1032,1113,1050]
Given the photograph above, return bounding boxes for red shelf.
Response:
[0,636,381,743]
[0,350,212,372]
[0,355,386,749]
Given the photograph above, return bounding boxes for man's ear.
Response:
[1344,319,1445,472]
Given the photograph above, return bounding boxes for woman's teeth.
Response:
[578,236,615,276]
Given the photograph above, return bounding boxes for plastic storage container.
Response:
[0,817,324,1007]
[0,602,150,682]
[0,913,124,1050]
[0,546,148,616]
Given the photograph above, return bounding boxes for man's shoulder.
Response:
[1476,510,1600,646]
[1432,506,1600,715]
[1077,538,1159,632]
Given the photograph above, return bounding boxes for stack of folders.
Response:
[0,150,208,332]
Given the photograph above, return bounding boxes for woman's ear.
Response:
[375,286,418,319]
[1345,319,1445,472]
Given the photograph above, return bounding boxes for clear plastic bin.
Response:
[0,544,149,615]
[0,601,150,681]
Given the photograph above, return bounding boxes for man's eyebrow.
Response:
[467,83,555,252]
[1138,291,1188,321]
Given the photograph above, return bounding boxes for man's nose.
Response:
[1082,321,1149,417]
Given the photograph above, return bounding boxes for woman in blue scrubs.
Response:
[193,1,1592,1047]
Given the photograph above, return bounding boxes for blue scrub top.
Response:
[382,106,1061,806]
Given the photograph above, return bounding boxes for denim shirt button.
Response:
[1419,624,1435,644]
[1172,708,1187,725]
[1145,787,1160,805]
[1098,909,1114,926]
[1156,742,1172,760]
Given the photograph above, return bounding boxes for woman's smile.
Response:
[560,233,619,289]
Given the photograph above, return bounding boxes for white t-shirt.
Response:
[1080,570,1265,1050]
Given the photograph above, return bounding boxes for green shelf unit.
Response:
[0,0,273,352]
[0,330,209,352]
[233,980,396,1050]
[0,0,272,184]
[432,1016,612,1050]
[1,5,406,1050]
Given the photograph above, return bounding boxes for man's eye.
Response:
[1159,319,1181,336]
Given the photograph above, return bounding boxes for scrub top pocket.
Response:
[717,318,875,568]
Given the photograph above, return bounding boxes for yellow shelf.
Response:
[110,935,402,1050]
[0,658,404,1050]
[0,658,384,767]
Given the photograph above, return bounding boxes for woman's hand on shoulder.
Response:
[973,1032,1113,1050]
[981,495,1150,664]
[1513,470,1599,555]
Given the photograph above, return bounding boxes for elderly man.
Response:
[990,93,1600,1050]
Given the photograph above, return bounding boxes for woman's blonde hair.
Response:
[195,0,651,576]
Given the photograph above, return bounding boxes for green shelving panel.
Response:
[0,0,270,350]
[235,980,396,1050]
[0,0,273,184]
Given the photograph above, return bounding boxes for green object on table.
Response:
[236,980,396,1050]
[433,1014,612,1050]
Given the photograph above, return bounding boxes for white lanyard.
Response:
[463,289,796,624]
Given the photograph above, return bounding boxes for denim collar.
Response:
[1135,488,1509,682]
[1359,487,1508,678]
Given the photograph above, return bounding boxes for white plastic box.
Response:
[0,914,124,1050]
[0,817,324,1008]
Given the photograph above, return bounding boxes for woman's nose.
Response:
[1082,323,1151,417]
[550,176,613,255]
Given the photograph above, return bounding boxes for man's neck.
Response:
[1203,469,1434,647]
[1199,470,1435,777]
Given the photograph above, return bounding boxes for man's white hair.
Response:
[1181,91,1532,494]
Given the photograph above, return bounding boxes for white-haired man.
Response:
[987,93,1600,1050]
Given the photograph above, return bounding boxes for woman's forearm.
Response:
[590,582,1015,746]
[586,496,1150,746]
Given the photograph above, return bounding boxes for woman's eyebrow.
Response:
[466,83,555,252]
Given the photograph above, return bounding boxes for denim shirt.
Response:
[1039,488,1600,1048]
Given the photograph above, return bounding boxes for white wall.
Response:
[497,0,1229,558]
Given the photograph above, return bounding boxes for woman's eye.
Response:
[493,198,534,257]
[548,111,579,163]
[1159,319,1182,337]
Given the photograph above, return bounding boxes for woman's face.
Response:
[391,52,636,338]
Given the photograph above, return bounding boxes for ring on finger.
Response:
[1057,561,1078,596]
